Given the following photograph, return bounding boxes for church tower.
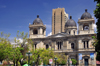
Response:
[29,15,46,38]
[78,9,95,35]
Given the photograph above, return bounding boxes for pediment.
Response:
[47,33,67,38]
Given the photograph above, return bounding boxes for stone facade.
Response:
[29,9,96,66]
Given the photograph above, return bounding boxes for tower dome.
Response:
[33,15,43,25]
[65,16,76,27]
[81,9,92,19]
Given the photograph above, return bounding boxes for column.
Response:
[40,27,43,35]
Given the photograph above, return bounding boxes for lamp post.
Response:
[54,57,57,66]
[26,51,32,66]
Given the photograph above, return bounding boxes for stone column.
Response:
[40,27,43,35]
[44,30,46,36]
[38,28,40,35]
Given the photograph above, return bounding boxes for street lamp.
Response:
[54,57,57,66]
[26,51,32,66]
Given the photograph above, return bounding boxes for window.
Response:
[84,41,85,48]
[83,25,89,30]
[33,29,38,34]
[74,31,75,35]
[34,44,37,49]
[71,43,74,49]
[46,44,49,49]
[58,42,59,50]
[57,41,63,50]
[69,31,70,35]
[83,41,89,48]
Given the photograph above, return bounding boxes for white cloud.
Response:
[94,24,97,33]
[47,32,52,36]
[10,38,27,45]
[0,5,6,8]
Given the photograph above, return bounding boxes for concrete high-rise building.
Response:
[52,8,68,35]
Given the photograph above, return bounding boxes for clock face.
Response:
[84,25,89,30]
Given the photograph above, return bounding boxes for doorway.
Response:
[84,59,88,66]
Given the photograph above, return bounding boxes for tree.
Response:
[31,49,43,66]
[0,32,11,62]
[31,48,55,66]
[40,48,54,65]
[71,59,77,65]
[14,31,29,66]
[94,0,100,61]
[6,46,23,66]
[54,53,68,65]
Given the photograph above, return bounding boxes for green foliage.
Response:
[54,53,68,65]
[0,32,11,61]
[40,49,54,65]
[31,48,55,65]
[92,36,97,47]
[71,59,77,65]
[61,60,66,65]
[94,0,100,61]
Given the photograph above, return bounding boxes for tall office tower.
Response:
[52,8,68,35]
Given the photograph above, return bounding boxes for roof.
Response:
[81,9,92,19]
[33,15,43,25]
[65,16,76,27]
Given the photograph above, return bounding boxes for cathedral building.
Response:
[29,8,96,66]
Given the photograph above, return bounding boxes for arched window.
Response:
[34,44,37,49]
[71,43,74,49]
[33,29,38,34]
[83,24,89,30]
[74,31,75,35]
[46,44,49,49]
[69,31,70,35]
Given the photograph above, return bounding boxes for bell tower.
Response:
[29,15,46,38]
[78,9,95,35]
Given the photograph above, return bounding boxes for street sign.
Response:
[70,61,72,64]
[49,59,53,64]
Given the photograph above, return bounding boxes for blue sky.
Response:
[0,0,97,39]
